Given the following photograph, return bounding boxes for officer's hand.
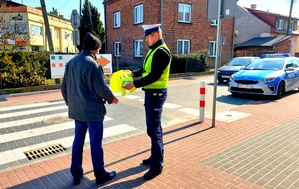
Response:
[123,82,135,90]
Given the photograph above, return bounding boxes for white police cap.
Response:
[142,24,161,36]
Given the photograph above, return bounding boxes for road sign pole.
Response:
[211,0,222,128]
[71,9,80,54]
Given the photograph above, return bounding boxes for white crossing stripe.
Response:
[0,120,126,144]
[124,95,142,99]
[0,105,66,119]
[0,112,68,129]
[0,101,64,111]
[104,124,136,137]
[163,102,181,109]
[137,99,182,109]
[0,121,74,143]
[0,113,112,129]
[179,108,199,116]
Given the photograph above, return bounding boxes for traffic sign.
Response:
[71,9,80,29]
[207,0,237,20]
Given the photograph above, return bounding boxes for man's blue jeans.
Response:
[70,120,106,180]
[144,90,167,172]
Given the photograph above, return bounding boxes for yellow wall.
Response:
[2,5,74,52]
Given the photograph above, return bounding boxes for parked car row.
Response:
[218,53,299,99]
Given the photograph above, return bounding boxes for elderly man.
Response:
[61,32,118,185]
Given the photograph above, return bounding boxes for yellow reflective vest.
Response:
[142,44,171,89]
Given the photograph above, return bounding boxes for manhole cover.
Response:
[209,110,252,122]
[24,144,66,161]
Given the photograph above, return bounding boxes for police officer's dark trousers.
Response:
[144,90,167,172]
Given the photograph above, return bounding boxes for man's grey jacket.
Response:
[61,50,114,122]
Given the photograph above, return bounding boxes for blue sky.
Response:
[13,0,105,20]
[13,0,299,21]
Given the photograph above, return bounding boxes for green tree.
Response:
[0,51,15,89]
[77,0,105,52]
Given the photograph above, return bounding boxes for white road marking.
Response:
[179,108,199,116]
[0,101,64,111]
[0,105,66,119]
[163,102,181,109]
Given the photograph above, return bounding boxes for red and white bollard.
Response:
[199,81,205,123]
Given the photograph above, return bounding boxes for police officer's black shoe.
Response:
[142,157,151,165]
[96,171,116,184]
[73,176,82,185]
[143,169,162,180]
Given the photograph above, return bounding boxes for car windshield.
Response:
[227,58,254,66]
[244,59,284,70]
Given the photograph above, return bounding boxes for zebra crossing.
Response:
[0,92,200,171]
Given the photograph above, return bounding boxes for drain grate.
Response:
[24,144,66,161]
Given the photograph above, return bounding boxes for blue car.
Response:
[218,56,259,83]
[228,53,299,99]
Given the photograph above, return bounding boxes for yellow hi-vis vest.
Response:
[142,44,171,89]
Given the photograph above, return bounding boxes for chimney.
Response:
[251,4,257,9]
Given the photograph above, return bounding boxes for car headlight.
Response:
[230,74,235,81]
[260,77,276,82]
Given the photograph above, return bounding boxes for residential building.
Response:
[103,0,235,68]
[0,1,74,53]
[234,4,299,57]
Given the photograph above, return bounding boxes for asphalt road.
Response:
[0,74,259,170]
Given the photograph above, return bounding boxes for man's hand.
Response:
[112,96,119,104]
[123,82,135,90]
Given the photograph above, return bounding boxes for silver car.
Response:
[217,57,259,83]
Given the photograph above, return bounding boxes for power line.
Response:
[56,0,72,12]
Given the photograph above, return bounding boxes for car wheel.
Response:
[231,92,240,96]
[276,82,285,99]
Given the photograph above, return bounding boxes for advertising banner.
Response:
[50,54,112,78]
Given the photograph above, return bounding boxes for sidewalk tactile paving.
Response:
[202,117,299,189]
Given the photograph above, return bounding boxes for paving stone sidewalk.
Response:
[1,90,299,189]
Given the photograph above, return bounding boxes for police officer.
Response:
[123,24,172,180]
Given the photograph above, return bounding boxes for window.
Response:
[292,59,299,67]
[134,4,143,24]
[15,46,26,51]
[275,19,284,29]
[114,11,121,28]
[177,40,190,54]
[209,41,217,57]
[178,3,191,23]
[54,29,59,39]
[134,40,143,57]
[64,32,68,40]
[31,46,39,51]
[6,21,28,34]
[114,41,121,57]
[31,25,42,36]
[211,19,217,26]
[289,21,294,31]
